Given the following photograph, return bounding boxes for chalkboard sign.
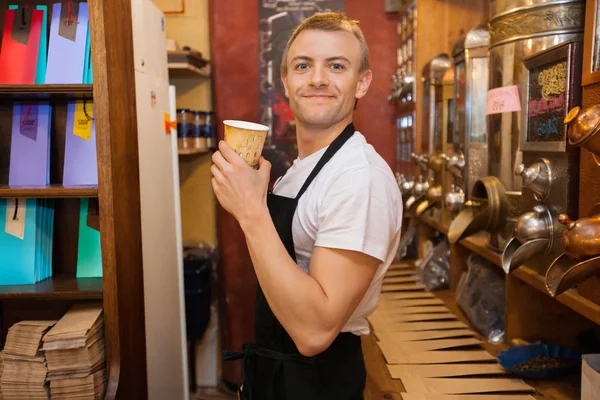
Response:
[521,40,583,152]
[526,59,568,143]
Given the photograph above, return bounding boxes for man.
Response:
[211,12,403,400]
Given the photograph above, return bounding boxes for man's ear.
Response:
[355,70,372,100]
[281,74,289,98]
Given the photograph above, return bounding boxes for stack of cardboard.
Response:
[0,321,56,400]
[369,262,537,399]
[42,303,107,400]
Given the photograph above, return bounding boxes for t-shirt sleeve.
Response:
[314,166,401,262]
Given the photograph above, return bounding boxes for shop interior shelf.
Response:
[0,276,103,300]
[418,214,600,325]
[0,185,98,199]
[178,148,211,156]
[0,84,93,99]
[168,62,210,79]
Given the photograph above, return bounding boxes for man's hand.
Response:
[211,141,271,225]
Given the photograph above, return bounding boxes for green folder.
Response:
[76,198,103,278]
[9,5,48,83]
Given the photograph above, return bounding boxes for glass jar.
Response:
[204,111,216,150]
[193,111,208,152]
[177,109,193,151]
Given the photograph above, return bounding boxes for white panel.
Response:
[132,0,189,399]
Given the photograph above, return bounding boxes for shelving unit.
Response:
[178,147,210,156]
[168,62,210,79]
[0,84,93,98]
[0,185,98,198]
[417,214,600,326]
[0,277,103,300]
[0,0,153,398]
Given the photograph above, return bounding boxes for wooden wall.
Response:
[414,0,489,154]
[209,0,396,386]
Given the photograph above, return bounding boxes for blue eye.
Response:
[295,63,309,70]
[330,63,344,70]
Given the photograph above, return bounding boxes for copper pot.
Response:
[558,213,600,261]
[565,105,600,157]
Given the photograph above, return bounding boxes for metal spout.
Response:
[501,237,551,274]
[447,206,491,244]
[546,253,600,297]
[416,200,436,216]
[406,193,426,215]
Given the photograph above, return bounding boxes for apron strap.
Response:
[294,123,355,201]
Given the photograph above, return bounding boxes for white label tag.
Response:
[5,198,26,240]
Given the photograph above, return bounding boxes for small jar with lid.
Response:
[204,111,217,150]
[177,109,194,151]
[193,111,208,152]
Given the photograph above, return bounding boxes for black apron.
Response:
[224,123,366,400]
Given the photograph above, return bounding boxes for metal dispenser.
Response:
[414,54,451,220]
[448,1,585,252]
[444,25,490,227]
[449,25,490,204]
[502,40,583,274]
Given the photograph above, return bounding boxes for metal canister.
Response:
[193,111,208,152]
[177,109,193,151]
[488,0,585,192]
[452,24,490,199]
[204,111,217,150]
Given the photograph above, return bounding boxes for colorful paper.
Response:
[0,8,44,84]
[45,2,89,84]
[486,85,522,115]
[63,101,98,186]
[9,102,51,186]
[75,198,102,278]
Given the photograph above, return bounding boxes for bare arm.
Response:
[240,210,379,357]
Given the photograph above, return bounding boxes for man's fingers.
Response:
[258,157,272,181]
[218,140,245,166]
[210,164,225,183]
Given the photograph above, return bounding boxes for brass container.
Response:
[488,0,586,192]
[566,105,600,157]
[546,205,600,297]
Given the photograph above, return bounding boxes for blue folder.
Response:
[0,198,54,285]
[8,102,52,186]
[63,101,98,186]
[45,2,89,84]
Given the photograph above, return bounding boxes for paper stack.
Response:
[42,303,107,400]
[0,321,56,400]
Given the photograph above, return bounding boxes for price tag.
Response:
[73,100,93,141]
[20,103,38,141]
[5,198,25,240]
[486,86,521,115]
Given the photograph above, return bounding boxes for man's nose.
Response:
[309,66,329,87]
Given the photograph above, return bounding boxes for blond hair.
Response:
[280,12,370,76]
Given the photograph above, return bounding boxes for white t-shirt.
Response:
[272,131,403,335]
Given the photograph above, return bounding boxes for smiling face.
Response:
[281,29,372,130]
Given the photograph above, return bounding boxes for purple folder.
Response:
[63,101,98,186]
[45,2,89,84]
[9,102,51,186]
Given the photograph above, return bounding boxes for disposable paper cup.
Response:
[223,120,269,167]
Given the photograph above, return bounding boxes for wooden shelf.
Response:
[417,214,600,325]
[0,276,103,300]
[0,185,98,198]
[0,84,93,99]
[168,63,210,79]
[178,148,210,156]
